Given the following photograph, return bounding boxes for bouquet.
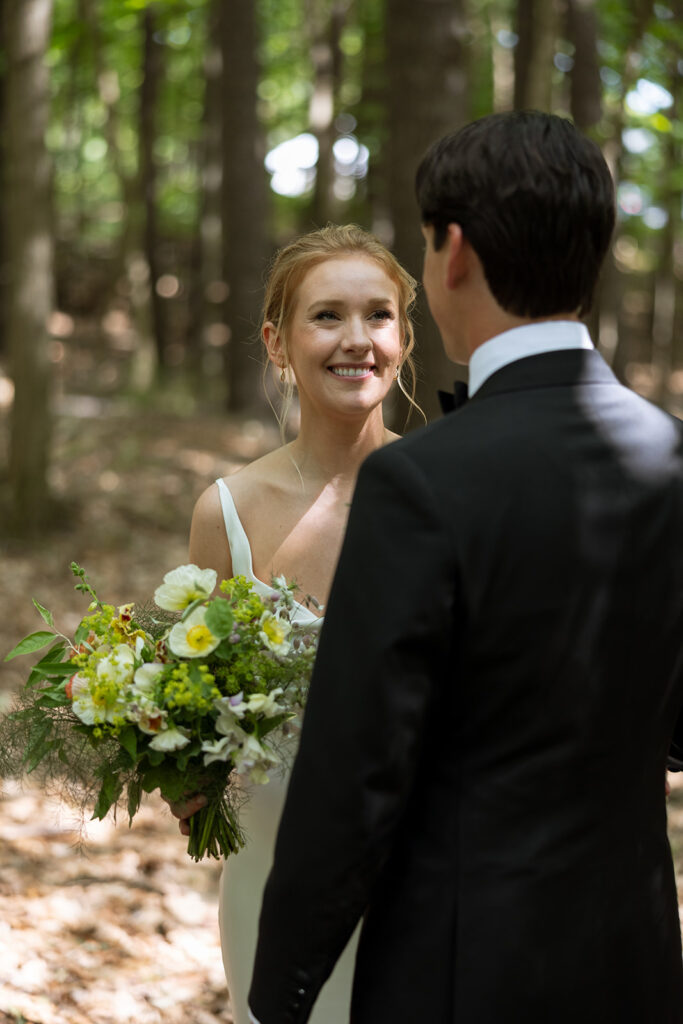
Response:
[1,563,319,860]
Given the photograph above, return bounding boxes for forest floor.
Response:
[2,330,683,1023]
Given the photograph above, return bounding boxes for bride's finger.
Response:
[163,793,208,820]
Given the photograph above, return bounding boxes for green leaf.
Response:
[29,660,79,678]
[205,599,234,639]
[127,777,143,823]
[23,721,53,773]
[257,712,295,739]
[73,622,90,645]
[92,772,124,820]
[118,727,138,763]
[5,631,56,661]
[32,599,55,628]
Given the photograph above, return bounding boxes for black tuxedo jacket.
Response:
[249,349,683,1024]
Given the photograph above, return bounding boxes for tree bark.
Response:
[306,0,350,227]
[513,0,557,111]
[188,0,227,404]
[566,0,602,130]
[4,0,55,534]
[385,0,470,423]
[140,6,166,370]
[221,0,269,415]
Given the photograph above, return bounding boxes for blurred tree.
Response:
[0,12,6,361]
[4,0,54,534]
[513,0,558,110]
[385,0,471,422]
[306,0,350,226]
[189,0,226,397]
[222,0,269,413]
[566,0,602,130]
[140,4,166,369]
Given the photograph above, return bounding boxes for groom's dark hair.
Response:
[415,111,615,317]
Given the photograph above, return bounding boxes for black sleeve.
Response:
[248,442,457,1024]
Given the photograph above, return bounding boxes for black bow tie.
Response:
[437,380,469,415]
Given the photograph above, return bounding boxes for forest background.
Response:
[0,1,683,1022]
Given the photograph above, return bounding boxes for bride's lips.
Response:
[327,364,376,379]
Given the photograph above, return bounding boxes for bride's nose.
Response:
[341,316,371,352]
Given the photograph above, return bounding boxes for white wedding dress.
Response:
[215,478,359,1024]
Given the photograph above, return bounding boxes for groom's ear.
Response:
[445,223,468,290]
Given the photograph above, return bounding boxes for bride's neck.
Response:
[288,408,390,489]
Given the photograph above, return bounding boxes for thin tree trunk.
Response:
[140,6,165,370]
[4,0,55,534]
[513,0,557,111]
[306,0,349,227]
[0,10,6,361]
[566,0,601,130]
[189,0,226,404]
[386,0,470,423]
[601,0,654,380]
[221,0,269,415]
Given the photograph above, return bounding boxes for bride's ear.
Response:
[263,322,285,369]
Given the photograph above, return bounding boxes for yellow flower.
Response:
[168,607,220,658]
[258,611,292,656]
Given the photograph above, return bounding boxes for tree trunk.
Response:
[566,0,601,130]
[140,6,166,370]
[221,0,269,415]
[189,0,227,406]
[4,0,55,535]
[601,0,653,380]
[386,0,470,423]
[513,0,557,111]
[306,0,349,227]
[0,10,6,360]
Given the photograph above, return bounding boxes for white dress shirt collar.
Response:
[468,320,594,397]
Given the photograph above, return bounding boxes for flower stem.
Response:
[186,795,246,861]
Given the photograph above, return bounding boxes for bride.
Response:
[172,224,420,1024]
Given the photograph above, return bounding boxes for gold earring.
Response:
[280,367,286,383]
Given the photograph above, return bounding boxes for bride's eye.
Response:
[369,309,393,321]
[315,310,339,321]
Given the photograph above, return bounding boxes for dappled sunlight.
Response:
[0,782,231,1024]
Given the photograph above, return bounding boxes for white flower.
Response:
[246,688,286,718]
[201,731,244,766]
[215,692,249,733]
[148,726,191,751]
[96,644,136,688]
[168,607,220,658]
[132,662,165,695]
[258,611,292,656]
[154,564,217,611]
[233,734,278,784]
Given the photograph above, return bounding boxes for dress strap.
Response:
[215,478,255,579]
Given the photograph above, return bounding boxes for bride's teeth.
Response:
[331,367,371,377]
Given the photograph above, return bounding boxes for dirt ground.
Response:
[2,338,683,1022]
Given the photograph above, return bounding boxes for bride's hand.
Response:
[163,793,208,836]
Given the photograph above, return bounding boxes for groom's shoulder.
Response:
[366,414,473,480]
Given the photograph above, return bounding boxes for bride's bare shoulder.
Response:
[189,448,291,577]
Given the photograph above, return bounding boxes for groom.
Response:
[248,112,683,1023]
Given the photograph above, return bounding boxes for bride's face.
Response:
[275,255,402,419]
